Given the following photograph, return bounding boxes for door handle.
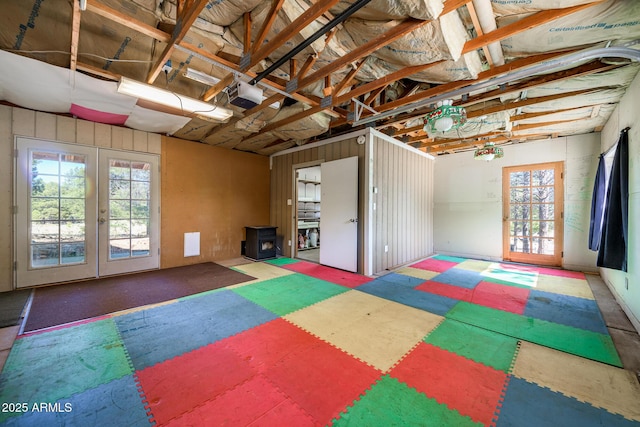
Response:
[349,218,358,223]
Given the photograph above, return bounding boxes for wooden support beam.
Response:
[370,50,578,125]
[252,0,286,55]
[70,0,81,71]
[146,0,209,84]
[243,12,252,54]
[298,54,318,80]
[203,74,235,103]
[462,1,605,55]
[299,18,432,92]
[251,0,340,69]
[466,1,493,66]
[364,86,386,106]
[333,60,365,96]
[86,0,170,42]
[76,62,120,80]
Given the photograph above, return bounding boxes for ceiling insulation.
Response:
[0,0,639,156]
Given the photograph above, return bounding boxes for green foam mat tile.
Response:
[0,319,132,423]
[264,257,299,266]
[333,375,482,427]
[433,254,468,263]
[480,269,538,288]
[425,319,519,373]
[232,273,348,316]
[447,302,622,367]
[480,276,535,289]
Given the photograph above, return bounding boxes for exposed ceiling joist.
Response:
[146,0,209,84]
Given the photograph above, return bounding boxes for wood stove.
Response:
[245,226,277,260]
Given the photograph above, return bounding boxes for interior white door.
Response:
[15,137,98,288]
[98,150,160,276]
[320,156,358,272]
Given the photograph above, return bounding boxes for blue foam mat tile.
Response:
[356,285,458,316]
[430,268,484,289]
[495,377,640,427]
[115,290,277,370]
[358,273,426,290]
[524,290,609,334]
[0,375,149,427]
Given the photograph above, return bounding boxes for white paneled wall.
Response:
[434,134,600,271]
[0,106,161,292]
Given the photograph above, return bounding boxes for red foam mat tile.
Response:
[283,261,373,288]
[137,341,255,425]
[263,338,380,424]
[410,258,458,273]
[390,342,506,426]
[224,318,321,373]
[536,267,586,279]
[164,374,317,427]
[415,280,474,301]
[471,281,530,315]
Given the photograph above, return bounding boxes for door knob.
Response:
[98,217,106,224]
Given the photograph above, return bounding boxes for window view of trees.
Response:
[509,168,555,255]
[108,160,151,259]
[30,152,86,267]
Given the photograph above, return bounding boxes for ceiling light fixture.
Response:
[424,100,467,133]
[183,68,221,86]
[474,142,504,161]
[117,77,233,121]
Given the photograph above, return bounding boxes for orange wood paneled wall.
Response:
[161,136,270,267]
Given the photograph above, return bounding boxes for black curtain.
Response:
[597,128,629,272]
[588,154,606,251]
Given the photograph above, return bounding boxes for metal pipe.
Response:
[352,44,640,127]
[249,0,372,85]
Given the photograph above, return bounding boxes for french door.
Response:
[15,137,159,288]
[502,162,564,266]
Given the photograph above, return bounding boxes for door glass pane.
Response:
[108,159,152,260]
[510,188,530,203]
[510,171,530,187]
[29,151,87,267]
[531,204,554,220]
[532,169,554,186]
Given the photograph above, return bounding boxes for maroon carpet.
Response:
[23,263,255,332]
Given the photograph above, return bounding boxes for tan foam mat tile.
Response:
[230,262,294,284]
[394,267,438,281]
[455,259,494,273]
[513,341,640,421]
[285,290,443,372]
[535,275,595,300]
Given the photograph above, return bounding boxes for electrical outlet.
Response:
[288,240,291,247]
[384,245,388,253]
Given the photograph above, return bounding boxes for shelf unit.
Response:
[297,176,320,251]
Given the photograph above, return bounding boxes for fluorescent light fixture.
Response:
[117,77,233,121]
[183,68,221,86]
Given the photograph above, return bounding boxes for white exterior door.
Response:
[320,156,358,272]
[15,138,159,288]
[15,138,98,287]
[98,150,160,276]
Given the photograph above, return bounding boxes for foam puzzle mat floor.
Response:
[1,255,639,426]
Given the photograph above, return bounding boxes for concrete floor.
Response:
[586,274,640,378]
